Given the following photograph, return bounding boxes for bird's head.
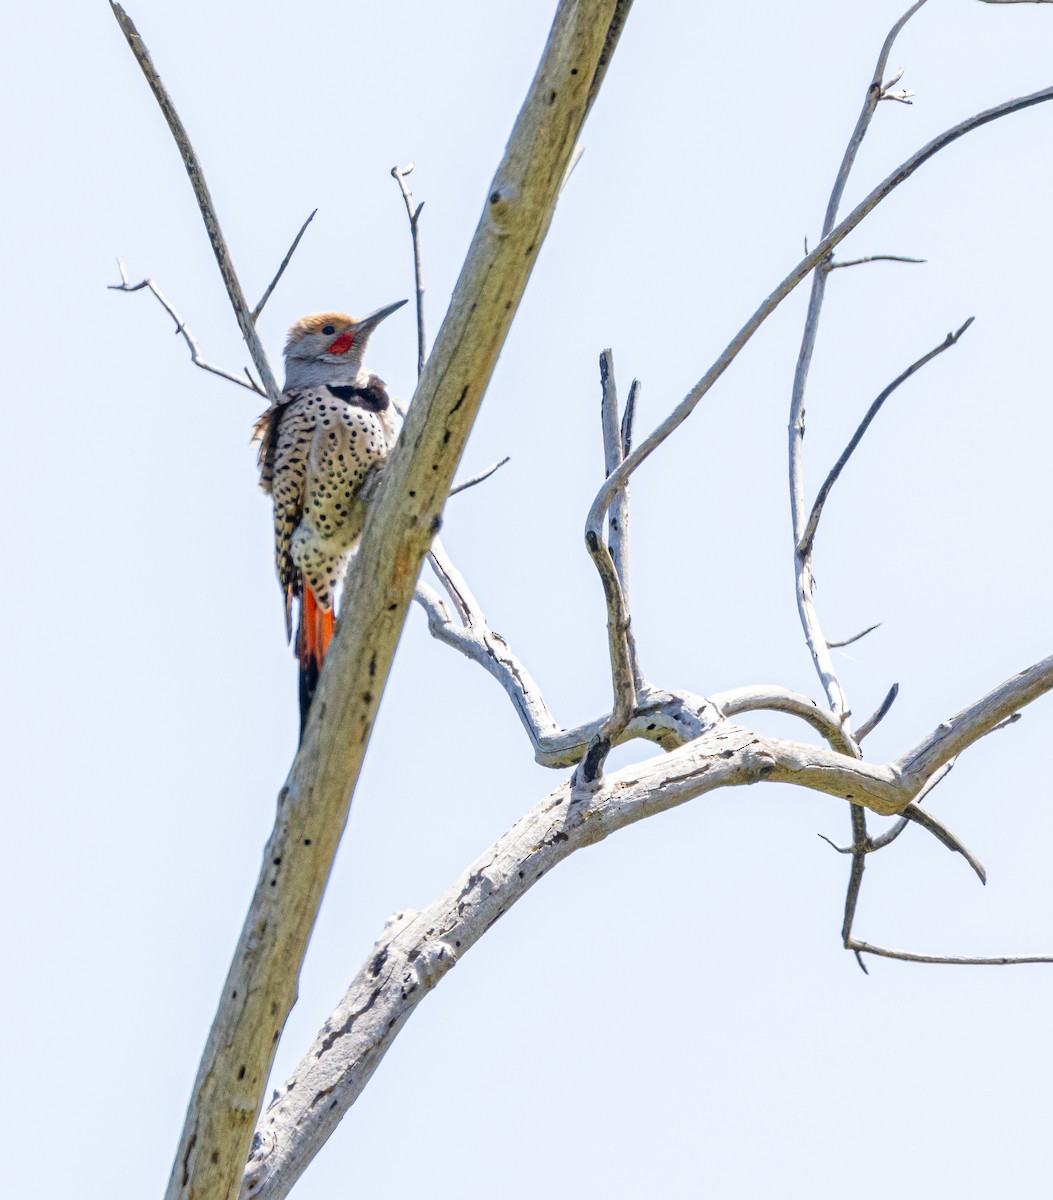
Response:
[282,300,407,390]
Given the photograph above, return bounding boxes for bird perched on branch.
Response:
[253,300,407,737]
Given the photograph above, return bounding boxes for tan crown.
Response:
[285,312,354,347]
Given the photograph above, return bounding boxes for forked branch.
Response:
[391,163,427,378]
[108,261,265,395]
[109,3,282,405]
[244,652,1053,1197]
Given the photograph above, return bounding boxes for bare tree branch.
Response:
[109,261,266,395]
[828,623,882,649]
[148,6,632,1200]
[827,253,926,270]
[894,657,1051,786]
[578,352,639,783]
[243,650,1053,1195]
[797,318,974,559]
[586,78,1053,575]
[901,800,986,884]
[109,3,282,406]
[251,209,317,322]
[789,1,929,721]
[448,456,511,497]
[848,942,1053,965]
[855,682,900,741]
[415,579,711,764]
[391,163,428,378]
[711,684,853,753]
[612,379,643,689]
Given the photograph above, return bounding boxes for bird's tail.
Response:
[297,587,335,740]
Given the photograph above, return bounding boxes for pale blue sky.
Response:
[4,2,1053,1197]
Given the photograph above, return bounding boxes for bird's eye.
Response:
[322,324,336,336]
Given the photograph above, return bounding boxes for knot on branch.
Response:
[739,746,778,783]
[406,938,458,992]
[485,183,520,234]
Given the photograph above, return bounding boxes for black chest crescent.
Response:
[326,376,390,412]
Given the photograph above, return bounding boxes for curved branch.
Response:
[414,583,712,766]
[710,684,853,754]
[243,652,1053,1195]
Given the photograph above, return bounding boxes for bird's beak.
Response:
[355,299,409,332]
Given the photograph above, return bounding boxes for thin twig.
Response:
[426,536,481,626]
[797,318,975,559]
[841,805,869,961]
[449,456,511,497]
[251,209,317,322]
[901,801,986,884]
[578,353,639,784]
[827,253,926,270]
[855,682,900,742]
[866,761,956,852]
[415,579,711,767]
[109,3,282,406]
[828,623,881,649]
[616,380,643,690]
[109,261,265,395]
[849,941,1053,966]
[586,75,1053,571]
[391,163,427,378]
[787,0,930,720]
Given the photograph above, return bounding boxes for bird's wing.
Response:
[270,397,315,639]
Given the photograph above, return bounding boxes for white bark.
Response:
[244,652,1053,1197]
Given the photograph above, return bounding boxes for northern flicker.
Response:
[253,300,407,736]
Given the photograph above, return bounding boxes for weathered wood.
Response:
[158,5,630,1200]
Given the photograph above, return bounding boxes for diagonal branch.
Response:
[415,579,711,764]
[796,316,974,559]
[156,7,633,1200]
[109,3,283,406]
[855,682,900,741]
[448,455,511,497]
[586,79,1053,555]
[251,209,317,322]
[828,623,881,649]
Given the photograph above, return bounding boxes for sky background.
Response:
[3,1,1053,1196]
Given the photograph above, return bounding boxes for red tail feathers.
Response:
[296,587,335,739]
